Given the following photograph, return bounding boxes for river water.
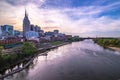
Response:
[5,39,120,80]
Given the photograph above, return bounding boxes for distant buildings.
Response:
[22,9,70,42]
[0,25,23,40]
[13,30,21,37]
[30,25,43,37]
[0,25,14,39]
[0,9,73,42]
[30,24,40,32]
[23,10,42,41]
[54,30,59,34]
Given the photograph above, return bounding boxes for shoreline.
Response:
[0,42,70,79]
[108,47,120,52]
[93,38,120,52]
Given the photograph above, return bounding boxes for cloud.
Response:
[42,26,60,32]
[3,0,45,6]
[0,0,120,37]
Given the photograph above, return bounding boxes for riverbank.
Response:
[108,47,120,52]
[0,41,70,79]
[93,38,120,52]
[4,39,120,80]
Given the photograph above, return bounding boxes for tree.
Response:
[22,42,37,56]
[0,46,4,56]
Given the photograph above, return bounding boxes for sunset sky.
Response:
[0,0,120,37]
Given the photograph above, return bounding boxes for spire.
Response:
[25,8,28,17]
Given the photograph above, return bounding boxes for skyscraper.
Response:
[23,9,30,37]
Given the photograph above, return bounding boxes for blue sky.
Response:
[0,0,120,37]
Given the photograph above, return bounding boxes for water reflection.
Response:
[5,39,120,80]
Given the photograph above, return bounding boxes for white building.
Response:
[25,31,39,42]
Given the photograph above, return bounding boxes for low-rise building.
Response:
[25,31,39,42]
[13,30,21,36]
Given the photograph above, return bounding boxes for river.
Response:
[4,39,120,80]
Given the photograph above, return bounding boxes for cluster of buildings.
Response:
[0,9,72,42]
[0,25,21,39]
[22,9,70,42]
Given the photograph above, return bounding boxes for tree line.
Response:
[93,38,120,47]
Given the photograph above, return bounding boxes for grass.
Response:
[48,41,65,45]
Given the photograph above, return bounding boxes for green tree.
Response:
[22,42,37,56]
[0,46,4,57]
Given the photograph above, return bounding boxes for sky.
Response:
[0,0,120,37]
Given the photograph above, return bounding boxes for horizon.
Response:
[0,0,120,37]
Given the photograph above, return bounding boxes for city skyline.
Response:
[0,0,120,37]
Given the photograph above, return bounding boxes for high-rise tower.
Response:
[23,9,30,37]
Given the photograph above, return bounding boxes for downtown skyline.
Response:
[0,0,120,37]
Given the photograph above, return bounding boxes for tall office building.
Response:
[23,9,30,37]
